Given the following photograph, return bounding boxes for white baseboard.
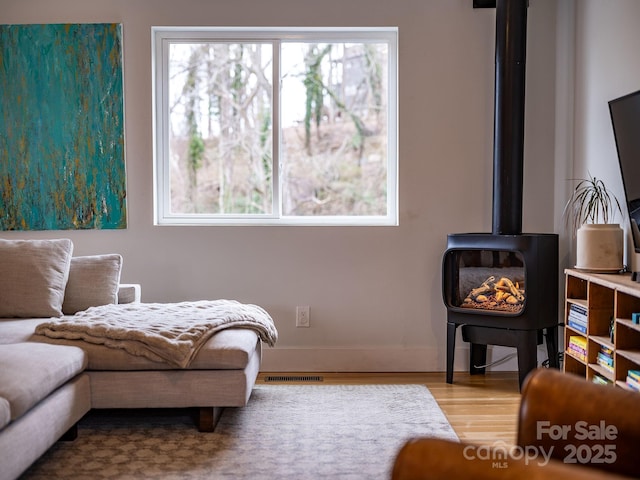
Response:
[260,346,531,372]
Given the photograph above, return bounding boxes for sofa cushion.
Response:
[0,318,52,344]
[0,343,87,420]
[62,254,123,315]
[0,238,73,318]
[0,396,10,429]
[1,319,258,370]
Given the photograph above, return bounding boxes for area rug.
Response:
[22,384,458,479]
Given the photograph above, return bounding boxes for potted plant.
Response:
[564,174,624,272]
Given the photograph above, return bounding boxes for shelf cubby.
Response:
[564,269,640,390]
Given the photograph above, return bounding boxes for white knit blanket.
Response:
[35,300,278,368]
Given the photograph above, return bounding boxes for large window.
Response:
[152,27,398,225]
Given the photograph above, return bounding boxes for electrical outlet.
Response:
[296,306,310,327]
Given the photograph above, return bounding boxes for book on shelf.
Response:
[596,354,614,372]
[596,344,614,371]
[569,311,587,325]
[600,345,613,355]
[568,306,587,316]
[568,343,587,356]
[567,343,586,356]
[568,341,586,350]
[592,374,612,385]
[570,303,587,315]
[628,369,640,382]
[569,303,587,319]
[569,335,587,349]
[568,342,587,352]
[568,349,587,362]
[597,349,613,361]
[626,375,640,392]
[568,312,587,322]
[567,346,587,362]
[567,318,587,333]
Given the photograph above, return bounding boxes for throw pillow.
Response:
[0,238,74,318]
[62,254,123,315]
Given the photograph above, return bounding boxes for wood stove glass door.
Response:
[445,249,525,315]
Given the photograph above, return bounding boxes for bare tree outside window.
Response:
[169,43,273,215]
[281,42,388,216]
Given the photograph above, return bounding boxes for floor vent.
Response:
[263,375,324,383]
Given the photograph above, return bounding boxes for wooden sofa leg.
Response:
[60,423,79,441]
[197,407,224,432]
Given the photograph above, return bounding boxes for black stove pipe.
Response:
[492,0,528,235]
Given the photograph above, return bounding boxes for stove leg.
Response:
[516,329,538,389]
[469,343,487,375]
[544,326,559,368]
[446,322,457,384]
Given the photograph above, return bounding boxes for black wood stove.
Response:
[442,0,560,388]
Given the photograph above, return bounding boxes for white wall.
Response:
[1,0,559,372]
[573,0,640,271]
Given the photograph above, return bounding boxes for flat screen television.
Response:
[609,89,640,254]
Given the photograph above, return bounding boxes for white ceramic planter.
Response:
[575,223,624,272]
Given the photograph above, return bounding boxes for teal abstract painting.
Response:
[0,23,126,230]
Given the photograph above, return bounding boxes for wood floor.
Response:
[257,371,521,446]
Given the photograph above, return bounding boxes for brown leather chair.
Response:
[392,368,640,479]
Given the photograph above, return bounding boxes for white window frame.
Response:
[152,26,398,226]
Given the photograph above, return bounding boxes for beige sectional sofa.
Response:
[0,239,269,480]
